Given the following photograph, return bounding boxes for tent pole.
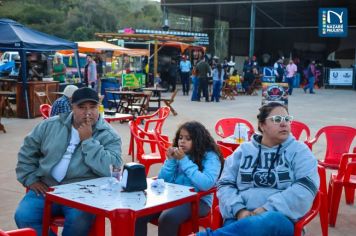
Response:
[19,50,30,118]
[74,50,82,83]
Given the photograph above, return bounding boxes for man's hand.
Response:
[78,117,92,141]
[236,209,252,220]
[29,181,49,196]
[252,207,266,216]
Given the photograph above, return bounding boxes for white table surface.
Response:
[50,177,196,211]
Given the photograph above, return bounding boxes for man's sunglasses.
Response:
[266,115,293,124]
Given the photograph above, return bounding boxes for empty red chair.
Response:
[307,125,356,169]
[328,153,356,227]
[214,118,255,139]
[129,106,171,157]
[0,228,36,236]
[39,104,52,119]
[211,165,328,236]
[129,121,167,175]
[291,120,311,141]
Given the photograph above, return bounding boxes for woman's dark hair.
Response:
[257,102,288,132]
[173,121,224,171]
[232,69,238,76]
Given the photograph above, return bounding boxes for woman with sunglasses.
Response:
[196,102,319,236]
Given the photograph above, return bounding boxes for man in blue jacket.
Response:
[14,87,122,236]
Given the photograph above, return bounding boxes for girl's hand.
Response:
[166,147,175,159]
[173,147,185,160]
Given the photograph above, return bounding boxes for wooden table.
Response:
[142,87,167,110]
[42,178,198,236]
[106,90,145,115]
[0,78,17,91]
[0,91,16,118]
[103,113,133,123]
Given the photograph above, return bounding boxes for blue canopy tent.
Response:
[0,18,79,118]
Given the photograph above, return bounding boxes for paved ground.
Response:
[1,86,356,235]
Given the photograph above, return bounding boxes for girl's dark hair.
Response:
[257,102,288,132]
[173,121,224,171]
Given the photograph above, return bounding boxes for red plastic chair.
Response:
[0,228,36,236]
[328,153,356,227]
[129,106,171,157]
[24,188,104,235]
[39,104,52,119]
[307,125,356,169]
[211,165,328,236]
[129,121,167,175]
[291,120,311,142]
[214,118,255,139]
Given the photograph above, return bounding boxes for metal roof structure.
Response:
[162,0,356,62]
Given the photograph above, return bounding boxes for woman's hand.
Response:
[236,209,252,220]
[252,207,266,216]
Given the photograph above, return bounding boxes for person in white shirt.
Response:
[15,87,122,236]
[286,60,298,95]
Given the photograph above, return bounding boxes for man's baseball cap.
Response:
[71,87,99,105]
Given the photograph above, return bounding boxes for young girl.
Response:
[135,121,224,236]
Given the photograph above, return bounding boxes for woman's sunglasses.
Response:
[266,115,293,124]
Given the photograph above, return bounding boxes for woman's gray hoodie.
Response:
[217,134,319,222]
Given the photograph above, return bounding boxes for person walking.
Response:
[211,63,224,102]
[304,60,316,94]
[179,55,192,95]
[286,59,297,95]
[196,55,211,102]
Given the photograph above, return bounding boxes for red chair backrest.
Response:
[217,143,234,159]
[336,153,356,181]
[313,126,356,167]
[129,121,166,163]
[136,106,171,133]
[40,104,52,119]
[215,118,255,139]
[291,120,311,141]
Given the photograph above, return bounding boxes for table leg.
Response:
[191,197,199,233]
[110,210,136,236]
[42,198,52,236]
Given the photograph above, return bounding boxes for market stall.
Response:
[60,41,149,107]
[0,18,78,118]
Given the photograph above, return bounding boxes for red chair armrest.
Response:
[6,228,36,236]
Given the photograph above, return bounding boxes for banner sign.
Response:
[261,83,289,106]
[122,73,145,88]
[329,68,353,86]
[319,8,348,37]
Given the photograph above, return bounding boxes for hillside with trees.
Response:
[0,0,163,41]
